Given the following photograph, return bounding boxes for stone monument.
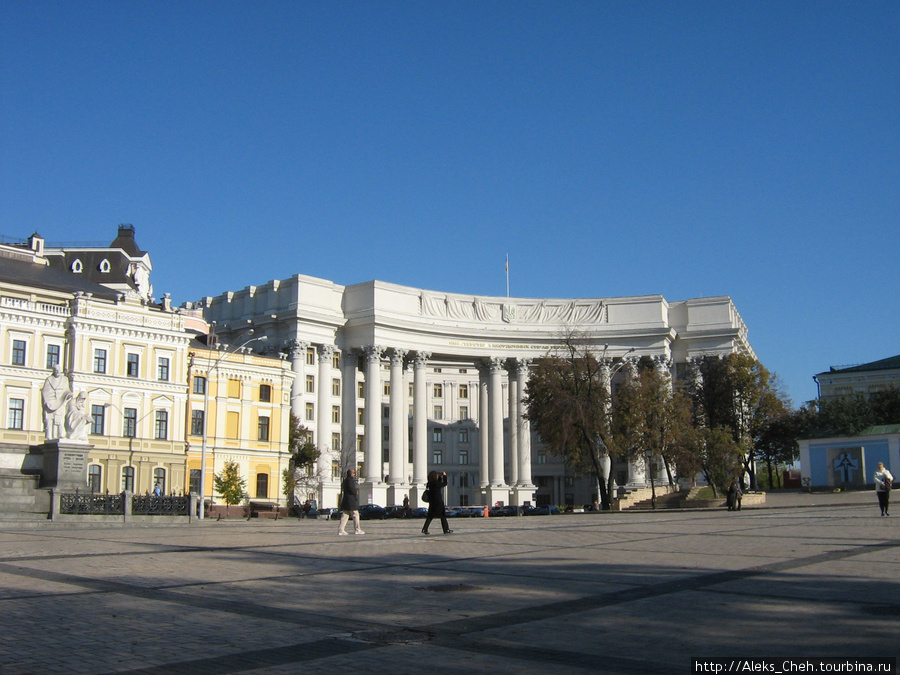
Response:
[36,368,92,490]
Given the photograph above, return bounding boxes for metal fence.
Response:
[58,491,190,516]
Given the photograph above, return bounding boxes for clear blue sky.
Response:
[2,1,898,406]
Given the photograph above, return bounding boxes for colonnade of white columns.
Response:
[286,338,535,506]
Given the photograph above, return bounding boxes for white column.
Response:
[388,348,407,485]
[316,345,335,483]
[488,356,505,487]
[478,364,490,488]
[287,339,308,419]
[341,350,358,475]
[507,361,519,487]
[516,358,533,486]
[413,351,430,486]
[363,345,384,483]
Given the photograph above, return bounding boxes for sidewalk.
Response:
[0,497,896,674]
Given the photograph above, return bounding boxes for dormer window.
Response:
[72,259,83,273]
[99,259,111,273]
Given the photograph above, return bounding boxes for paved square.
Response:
[0,493,897,674]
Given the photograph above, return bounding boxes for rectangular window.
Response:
[459,427,469,443]
[226,411,240,438]
[126,353,139,378]
[332,405,340,423]
[89,465,102,492]
[306,375,315,393]
[459,406,469,420]
[383,382,391,396]
[433,449,443,464]
[460,494,469,506]
[459,472,469,487]
[154,410,168,440]
[91,405,105,435]
[8,398,25,430]
[46,344,61,369]
[331,432,341,452]
[123,408,137,438]
[12,340,26,366]
[257,415,270,441]
[409,383,414,397]
[537,450,547,464]
[433,427,443,443]
[154,468,166,494]
[157,357,170,381]
[227,379,241,398]
[433,367,442,373]
[332,352,340,369]
[306,347,315,366]
[332,378,340,396]
[383,406,390,418]
[193,375,206,395]
[459,384,468,399]
[191,410,204,436]
[189,469,201,495]
[256,473,269,499]
[383,426,390,441]
[433,383,443,398]
[460,449,469,465]
[305,402,314,421]
[259,384,271,402]
[433,405,443,420]
[357,408,364,425]
[358,382,365,398]
[94,349,107,374]
[357,434,364,452]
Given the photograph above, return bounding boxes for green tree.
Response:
[688,354,788,491]
[524,336,621,510]
[614,363,693,487]
[285,414,321,505]
[214,461,247,506]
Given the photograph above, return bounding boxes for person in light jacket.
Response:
[422,471,452,535]
[338,468,364,535]
[874,462,893,517]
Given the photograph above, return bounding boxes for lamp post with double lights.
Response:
[198,332,267,520]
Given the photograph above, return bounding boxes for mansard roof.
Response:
[0,253,120,299]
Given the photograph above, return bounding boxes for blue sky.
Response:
[2,1,898,406]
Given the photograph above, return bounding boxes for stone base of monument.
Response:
[35,440,91,490]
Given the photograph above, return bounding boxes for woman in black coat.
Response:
[338,468,363,535]
[422,470,452,535]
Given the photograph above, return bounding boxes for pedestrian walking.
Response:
[338,468,364,535]
[422,470,452,535]
[727,479,742,511]
[874,462,893,516]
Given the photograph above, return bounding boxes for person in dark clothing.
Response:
[727,479,742,511]
[338,468,364,535]
[422,470,452,535]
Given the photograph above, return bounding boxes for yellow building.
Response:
[186,334,294,508]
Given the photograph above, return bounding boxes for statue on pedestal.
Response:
[65,391,92,442]
[41,365,70,440]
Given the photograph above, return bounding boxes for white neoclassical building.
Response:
[191,275,755,510]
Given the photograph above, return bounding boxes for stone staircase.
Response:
[614,484,681,510]
[0,470,51,524]
[625,489,686,510]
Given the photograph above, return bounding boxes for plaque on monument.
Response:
[39,440,91,490]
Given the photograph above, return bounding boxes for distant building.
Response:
[814,355,900,400]
[1,228,292,506]
[798,425,900,490]
[193,274,757,510]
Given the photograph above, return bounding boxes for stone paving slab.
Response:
[0,493,896,674]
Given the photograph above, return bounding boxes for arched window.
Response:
[256,473,269,499]
[71,259,83,273]
[153,468,166,494]
[99,258,111,273]
[88,465,102,492]
[122,466,135,492]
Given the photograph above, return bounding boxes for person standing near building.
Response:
[338,468,364,535]
[874,462,893,516]
[422,470,452,535]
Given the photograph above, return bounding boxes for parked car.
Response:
[445,507,466,518]
[359,504,387,520]
[385,505,409,519]
[489,505,519,517]
[466,506,487,518]
[524,505,560,516]
[318,507,339,520]
[410,507,428,518]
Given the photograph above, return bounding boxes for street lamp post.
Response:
[198,332,267,520]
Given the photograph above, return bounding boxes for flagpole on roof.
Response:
[506,253,510,297]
